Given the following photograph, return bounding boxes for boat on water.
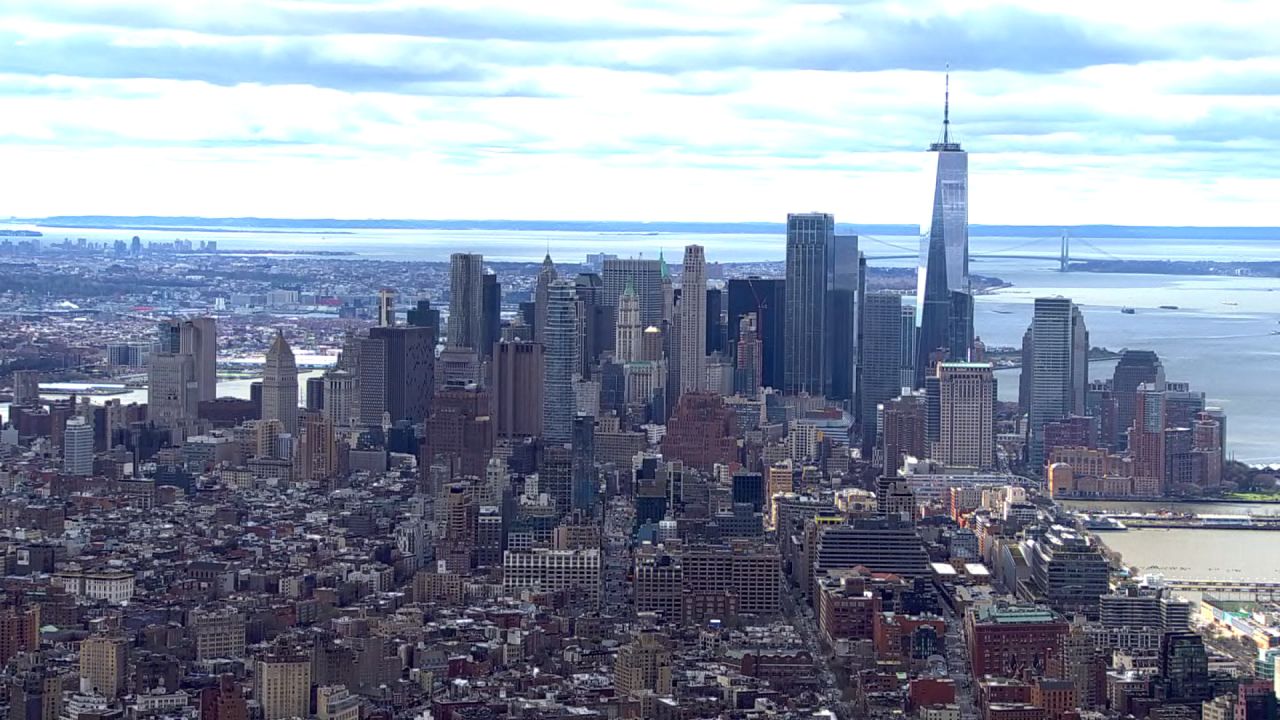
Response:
[1121,307,1136,314]
[1159,305,1179,310]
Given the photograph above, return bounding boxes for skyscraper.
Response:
[935,362,995,470]
[11,369,40,406]
[448,252,484,351]
[615,282,643,363]
[359,325,435,425]
[784,212,833,396]
[147,352,198,434]
[481,272,501,358]
[678,245,707,395]
[542,280,577,444]
[1131,382,1167,496]
[734,313,762,397]
[534,253,558,341]
[705,287,724,355]
[1112,350,1164,450]
[159,317,218,402]
[859,292,903,445]
[726,277,785,390]
[63,416,93,476]
[915,76,971,385]
[1028,298,1084,469]
[261,330,299,437]
[493,340,544,440]
[828,233,860,404]
[378,289,395,327]
[603,258,664,327]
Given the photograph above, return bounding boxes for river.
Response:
[1092,528,1280,583]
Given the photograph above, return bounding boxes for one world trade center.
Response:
[915,73,972,387]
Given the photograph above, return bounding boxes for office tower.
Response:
[493,341,544,440]
[706,288,724,355]
[542,280,577,444]
[859,292,903,446]
[1112,350,1164,450]
[1070,307,1089,415]
[899,305,917,391]
[448,252,484,351]
[876,477,917,521]
[934,362,995,470]
[79,635,127,697]
[261,330,298,437]
[603,257,664,327]
[11,369,40,406]
[254,652,312,720]
[406,298,441,337]
[784,212,833,396]
[425,387,491,476]
[321,369,354,427]
[615,282,643,363]
[299,412,336,482]
[880,394,927,474]
[532,253,558,341]
[615,633,674,698]
[358,325,435,425]
[147,352,198,431]
[1164,382,1206,428]
[571,414,596,513]
[678,245,707,395]
[1193,412,1224,488]
[159,317,218,402]
[966,604,1067,678]
[304,376,324,412]
[63,416,93,475]
[574,272,607,377]
[481,271,501,358]
[1028,298,1083,469]
[726,277,785,390]
[734,313,762,397]
[377,288,395,326]
[915,77,971,385]
[732,471,765,511]
[828,233,860,404]
[1130,382,1167,496]
[660,392,739,473]
[1018,325,1034,414]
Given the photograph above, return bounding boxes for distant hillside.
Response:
[21,216,1280,240]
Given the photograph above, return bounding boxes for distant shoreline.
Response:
[13,217,1280,241]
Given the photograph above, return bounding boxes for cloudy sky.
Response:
[2,0,1278,224]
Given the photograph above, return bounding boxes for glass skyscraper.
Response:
[915,77,971,386]
[784,212,833,396]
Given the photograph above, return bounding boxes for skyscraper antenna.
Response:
[943,64,950,145]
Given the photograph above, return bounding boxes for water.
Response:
[14,224,1280,462]
[1061,499,1280,517]
[1096,528,1280,583]
[1,370,324,424]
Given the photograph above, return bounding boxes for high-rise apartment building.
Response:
[678,245,707,395]
[934,362,995,470]
[915,81,971,385]
[859,292,904,442]
[261,331,298,437]
[299,412,336,482]
[542,280,578,444]
[12,369,40,406]
[784,213,833,396]
[448,252,484,351]
[63,416,93,476]
[1130,382,1167,496]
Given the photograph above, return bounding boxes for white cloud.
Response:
[0,0,1278,224]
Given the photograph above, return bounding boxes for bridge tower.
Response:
[1059,231,1070,272]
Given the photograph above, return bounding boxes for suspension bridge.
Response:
[862,232,1122,271]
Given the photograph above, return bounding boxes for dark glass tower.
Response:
[727,277,785,391]
[784,213,833,396]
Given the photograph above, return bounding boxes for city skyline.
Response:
[3,1,1279,224]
